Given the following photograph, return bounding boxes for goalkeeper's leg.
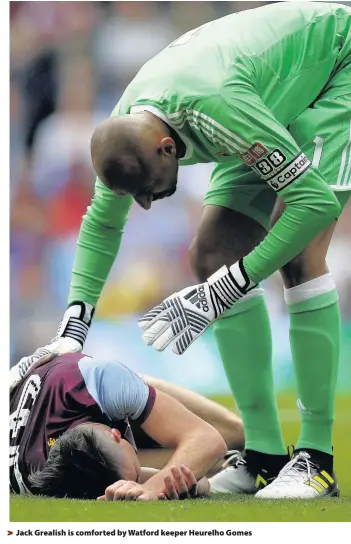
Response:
[257,196,348,499]
[277,202,341,457]
[257,69,351,496]
[189,205,288,494]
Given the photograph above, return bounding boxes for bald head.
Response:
[91,115,155,189]
[91,113,179,210]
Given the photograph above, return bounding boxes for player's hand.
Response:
[161,465,199,500]
[139,260,255,354]
[97,480,159,502]
[10,302,94,391]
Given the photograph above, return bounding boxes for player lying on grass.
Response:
[9,352,240,500]
[12,2,350,498]
[131,373,244,470]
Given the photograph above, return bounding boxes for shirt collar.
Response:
[130,104,193,161]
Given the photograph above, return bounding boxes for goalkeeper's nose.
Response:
[134,193,153,210]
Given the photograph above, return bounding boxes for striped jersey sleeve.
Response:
[189,90,341,284]
[168,108,251,155]
[190,90,316,196]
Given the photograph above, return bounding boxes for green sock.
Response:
[285,274,341,455]
[213,290,286,455]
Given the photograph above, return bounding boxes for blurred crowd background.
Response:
[10,1,351,392]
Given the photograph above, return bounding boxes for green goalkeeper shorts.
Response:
[204,64,351,230]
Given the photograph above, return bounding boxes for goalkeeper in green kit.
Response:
[12,2,351,499]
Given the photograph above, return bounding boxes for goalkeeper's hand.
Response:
[10,302,94,392]
[138,260,255,355]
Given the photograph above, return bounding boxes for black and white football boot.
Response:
[255,449,339,499]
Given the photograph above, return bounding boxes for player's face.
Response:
[115,150,179,210]
[92,424,141,483]
[134,170,178,210]
[114,437,141,482]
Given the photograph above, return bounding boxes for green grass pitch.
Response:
[10,394,351,522]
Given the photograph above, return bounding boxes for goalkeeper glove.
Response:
[10,301,94,391]
[138,260,255,355]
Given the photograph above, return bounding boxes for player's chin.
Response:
[165,184,177,199]
[163,192,176,202]
[153,188,177,202]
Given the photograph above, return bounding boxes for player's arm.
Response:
[139,467,211,499]
[78,357,226,497]
[197,91,341,283]
[138,89,341,354]
[139,389,226,496]
[101,394,223,501]
[100,466,210,500]
[139,467,160,483]
[69,99,131,306]
[68,177,133,307]
[140,373,244,450]
[10,180,132,391]
[58,177,133,343]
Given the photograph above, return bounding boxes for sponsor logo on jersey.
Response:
[184,286,209,312]
[239,142,269,166]
[265,153,311,191]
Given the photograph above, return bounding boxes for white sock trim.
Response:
[239,286,264,302]
[219,287,265,318]
[284,273,336,305]
[224,287,265,308]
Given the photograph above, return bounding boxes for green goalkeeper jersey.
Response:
[116,2,351,168]
[69,2,351,306]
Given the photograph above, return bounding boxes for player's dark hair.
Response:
[28,426,122,499]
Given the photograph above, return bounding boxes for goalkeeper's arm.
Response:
[197,93,342,285]
[68,177,133,307]
[243,171,341,284]
[10,179,132,391]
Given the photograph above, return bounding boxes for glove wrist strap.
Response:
[229,259,256,292]
[56,301,95,347]
[207,259,256,316]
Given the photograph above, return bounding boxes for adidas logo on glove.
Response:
[184,286,209,312]
[139,259,256,355]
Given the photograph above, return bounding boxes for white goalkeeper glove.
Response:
[10,302,94,392]
[138,260,256,355]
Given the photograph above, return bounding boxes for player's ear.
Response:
[159,137,176,157]
[111,428,122,442]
